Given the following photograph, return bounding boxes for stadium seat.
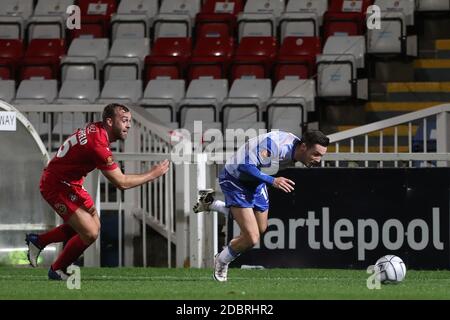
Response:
[0,1,33,39]
[221,79,271,131]
[188,36,234,81]
[97,80,143,104]
[237,13,276,41]
[27,13,67,42]
[231,37,277,81]
[111,0,159,40]
[243,0,285,18]
[266,78,316,136]
[152,14,192,40]
[367,0,417,55]
[323,0,373,40]
[110,15,150,39]
[13,79,58,104]
[195,0,244,39]
[144,37,192,82]
[70,0,117,39]
[417,0,450,11]
[317,35,367,99]
[159,0,201,21]
[0,16,25,39]
[279,0,328,40]
[139,78,185,125]
[275,37,321,82]
[33,0,74,17]
[1,0,34,20]
[179,78,227,131]
[0,80,16,102]
[0,39,24,80]
[103,38,150,80]
[237,0,285,41]
[20,39,66,80]
[55,80,100,104]
[60,38,109,80]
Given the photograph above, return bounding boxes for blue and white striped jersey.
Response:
[224,131,300,181]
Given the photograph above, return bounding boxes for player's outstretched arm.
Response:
[102,159,170,190]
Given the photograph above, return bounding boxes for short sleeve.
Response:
[92,143,118,171]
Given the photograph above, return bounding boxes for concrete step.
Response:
[414,59,450,81]
[435,39,450,58]
[384,81,450,101]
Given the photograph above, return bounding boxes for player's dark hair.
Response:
[102,103,130,123]
[301,130,330,148]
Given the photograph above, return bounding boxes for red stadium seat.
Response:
[70,0,117,39]
[323,0,373,39]
[188,36,234,81]
[231,36,277,81]
[144,38,192,83]
[20,39,66,80]
[0,39,24,80]
[274,37,321,82]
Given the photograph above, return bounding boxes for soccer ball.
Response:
[374,255,406,284]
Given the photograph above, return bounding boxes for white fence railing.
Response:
[322,104,450,168]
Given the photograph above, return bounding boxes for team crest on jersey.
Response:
[55,203,67,215]
[106,156,114,166]
[88,124,97,133]
[69,193,78,202]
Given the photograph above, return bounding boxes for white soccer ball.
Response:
[374,255,406,284]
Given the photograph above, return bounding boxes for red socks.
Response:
[51,235,90,271]
[37,224,77,248]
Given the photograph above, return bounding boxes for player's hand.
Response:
[272,177,295,193]
[150,159,170,179]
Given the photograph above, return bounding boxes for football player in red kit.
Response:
[25,103,170,280]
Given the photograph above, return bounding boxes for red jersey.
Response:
[44,122,118,185]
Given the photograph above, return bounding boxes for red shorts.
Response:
[40,170,94,222]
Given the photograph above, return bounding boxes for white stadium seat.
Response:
[267,79,316,137]
[222,79,271,131]
[317,36,367,99]
[279,0,328,40]
[367,0,417,55]
[152,13,192,39]
[0,80,16,103]
[139,78,185,125]
[97,80,143,104]
[0,16,25,39]
[56,80,100,104]
[237,0,285,41]
[103,38,150,80]
[33,0,74,18]
[1,0,34,20]
[13,79,58,104]
[179,78,228,131]
[159,0,201,20]
[26,16,65,40]
[117,0,159,16]
[61,38,110,80]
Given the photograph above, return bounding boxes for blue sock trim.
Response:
[227,245,240,258]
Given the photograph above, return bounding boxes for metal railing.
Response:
[322,104,450,168]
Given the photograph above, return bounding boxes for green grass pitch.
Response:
[1,266,450,300]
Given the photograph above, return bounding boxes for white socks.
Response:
[218,245,240,265]
[210,200,230,216]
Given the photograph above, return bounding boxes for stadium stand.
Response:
[139,78,186,126]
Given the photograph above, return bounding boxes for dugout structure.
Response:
[0,100,55,265]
